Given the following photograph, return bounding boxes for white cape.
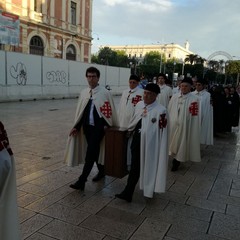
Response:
[193,89,213,145]
[118,87,144,168]
[64,85,118,167]
[0,149,21,240]
[168,92,201,162]
[129,101,168,198]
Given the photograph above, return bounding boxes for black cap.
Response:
[129,74,140,82]
[145,83,160,94]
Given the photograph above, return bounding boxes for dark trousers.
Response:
[79,125,105,182]
[123,128,141,197]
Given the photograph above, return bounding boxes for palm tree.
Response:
[185,54,198,65]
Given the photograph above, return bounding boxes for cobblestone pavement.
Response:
[1,98,240,240]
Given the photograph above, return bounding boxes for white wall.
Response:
[0,51,130,102]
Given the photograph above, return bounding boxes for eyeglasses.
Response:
[87,75,97,79]
[129,81,138,84]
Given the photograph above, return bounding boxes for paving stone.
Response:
[167,225,225,240]
[226,204,240,216]
[25,186,74,212]
[25,233,56,240]
[209,212,240,240]
[186,177,214,198]
[208,192,240,207]
[76,195,114,214]
[18,193,41,207]
[21,214,53,239]
[16,170,51,186]
[41,203,90,225]
[39,219,104,240]
[168,181,191,194]
[232,179,240,189]
[212,177,232,195]
[97,206,145,225]
[186,196,226,213]
[80,214,138,240]
[156,191,188,204]
[163,202,212,222]
[18,207,36,223]
[130,218,170,240]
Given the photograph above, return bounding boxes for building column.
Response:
[21,24,28,53]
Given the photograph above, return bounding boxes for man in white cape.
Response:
[168,77,201,171]
[64,67,118,191]
[118,74,144,169]
[157,73,172,108]
[0,121,21,240]
[193,78,213,145]
[118,74,144,128]
[115,83,168,202]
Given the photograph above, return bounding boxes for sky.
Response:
[92,0,240,60]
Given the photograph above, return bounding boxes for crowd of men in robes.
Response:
[65,68,169,202]
[65,66,240,203]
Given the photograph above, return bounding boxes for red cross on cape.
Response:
[100,101,112,118]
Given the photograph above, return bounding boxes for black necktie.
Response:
[126,90,132,105]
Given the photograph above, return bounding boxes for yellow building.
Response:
[0,0,93,62]
[107,41,194,63]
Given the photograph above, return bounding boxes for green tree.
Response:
[115,50,129,67]
[226,60,240,85]
[97,47,116,65]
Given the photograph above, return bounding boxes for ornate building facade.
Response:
[0,0,93,62]
[108,41,194,63]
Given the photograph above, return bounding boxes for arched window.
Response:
[66,44,76,61]
[30,36,44,56]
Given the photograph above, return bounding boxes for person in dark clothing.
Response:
[230,87,240,127]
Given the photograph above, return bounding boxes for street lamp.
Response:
[173,62,176,83]
[159,45,166,73]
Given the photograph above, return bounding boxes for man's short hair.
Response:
[129,74,140,82]
[86,67,100,78]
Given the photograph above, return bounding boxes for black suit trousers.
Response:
[123,128,141,197]
[79,125,105,182]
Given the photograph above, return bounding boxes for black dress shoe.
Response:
[69,181,85,190]
[171,158,181,172]
[115,192,132,203]
[92,173,105,182]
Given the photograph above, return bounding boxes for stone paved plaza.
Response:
[1,97,240,240]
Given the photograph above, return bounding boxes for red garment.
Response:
[0,122,13,156]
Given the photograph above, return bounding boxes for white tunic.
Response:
[64,85,118,166]
[118,86,144,128]
[129,100,168,198]
[168,92,201,162]
[118,87,144,168]
[193,89,214,145]
[0,150,20,240]
[157,84,173,108]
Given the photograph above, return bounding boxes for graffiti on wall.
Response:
[46,71,67,84]
[10,62,27,85]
